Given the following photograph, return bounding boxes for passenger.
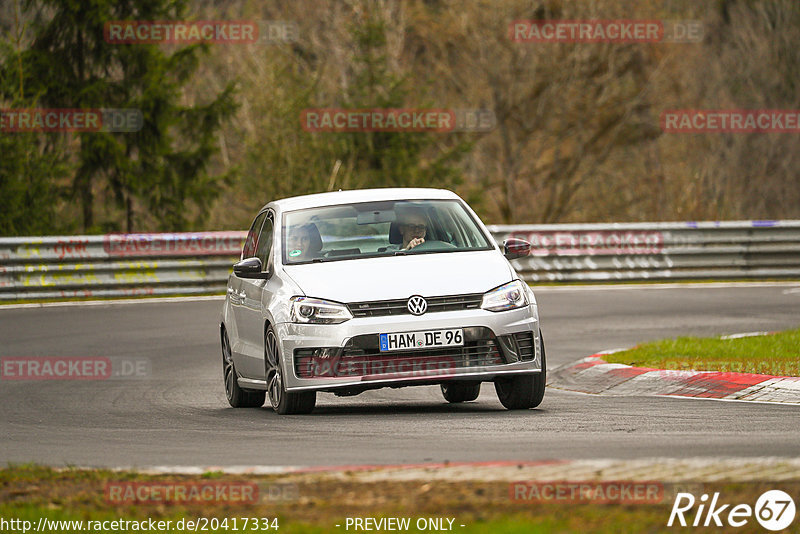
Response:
[287,224,322,260]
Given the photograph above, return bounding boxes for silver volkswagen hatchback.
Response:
[220,188,545,414]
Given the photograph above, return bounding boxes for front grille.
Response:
[294,327,504,379]
[348,293,483,318]
[295,344,504,379]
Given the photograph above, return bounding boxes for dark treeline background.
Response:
[1,0,799,236]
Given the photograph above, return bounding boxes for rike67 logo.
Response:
[668,490,795,530]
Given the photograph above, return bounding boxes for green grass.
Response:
[6,465,791,533]
[604,327,800,376]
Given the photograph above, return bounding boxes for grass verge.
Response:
[1,465,796,533]
[604,327,800,376]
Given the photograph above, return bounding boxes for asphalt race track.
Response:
[1,284,799,468]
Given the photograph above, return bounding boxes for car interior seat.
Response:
[388,222,403,245]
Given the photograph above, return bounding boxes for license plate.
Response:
[379,329,464,352]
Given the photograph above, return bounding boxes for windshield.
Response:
[282,199,493,264]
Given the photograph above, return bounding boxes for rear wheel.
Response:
[494,330,546,410]
[265,326,316,415]
[222,328,265,408]
[441,382,481,403]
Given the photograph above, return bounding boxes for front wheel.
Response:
[265,326,316,415]
[222,328,265,408]
[441,382,481,403]
[494,330,546,410]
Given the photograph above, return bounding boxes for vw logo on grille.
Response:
[407,295,428,315]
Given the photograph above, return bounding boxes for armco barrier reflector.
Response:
[1,221,799,300]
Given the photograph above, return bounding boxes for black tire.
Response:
[494,330,546,410]
[441,382,481,403]
[222,328,266,408]
[265,326,316,415]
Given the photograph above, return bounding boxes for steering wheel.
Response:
[406,240,457,252]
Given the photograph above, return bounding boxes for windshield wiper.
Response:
[287,257,329,264]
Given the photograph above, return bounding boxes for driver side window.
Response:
[255,215,274,272]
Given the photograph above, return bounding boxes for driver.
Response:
[394,209,428,250]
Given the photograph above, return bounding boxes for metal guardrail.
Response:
[1,221,799,300]
[489,220,800,282]
[0,232,245,301]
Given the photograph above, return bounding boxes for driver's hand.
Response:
[405,237,425,250]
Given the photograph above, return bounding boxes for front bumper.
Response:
[275,304,541,392]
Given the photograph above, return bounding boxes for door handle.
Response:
[228,287,245,304]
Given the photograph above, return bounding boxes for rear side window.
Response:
[242,211,267,259]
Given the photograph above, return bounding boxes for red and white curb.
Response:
[548,350,800,405]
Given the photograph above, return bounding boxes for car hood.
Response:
[283,250,515,302]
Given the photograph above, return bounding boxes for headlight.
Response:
[481,280,529,312]
[290,296,353,324]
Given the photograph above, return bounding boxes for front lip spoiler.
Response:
[238,366,542,392]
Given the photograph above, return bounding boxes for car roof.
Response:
[266,188,461,213]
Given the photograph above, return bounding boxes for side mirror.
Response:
[233,257,268,279]
[502,238,531,260]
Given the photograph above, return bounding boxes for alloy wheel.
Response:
[265,330,283,408]
[222,331,235,402]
